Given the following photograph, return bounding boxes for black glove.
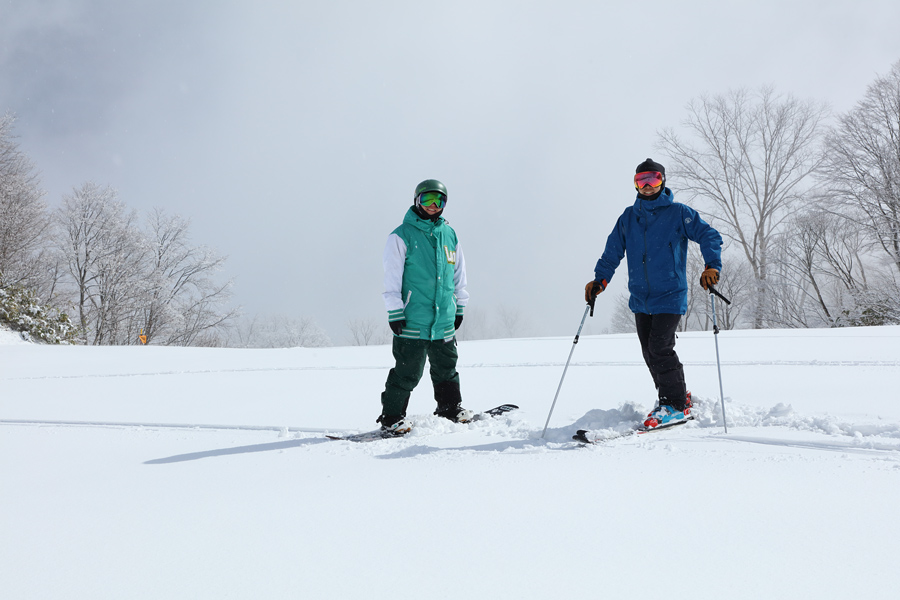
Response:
[584,279,607,317]
[454,315,464,330]
[389,320,406,336]
[584,280,606,304]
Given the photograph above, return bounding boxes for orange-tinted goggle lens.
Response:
[634,171,664,189]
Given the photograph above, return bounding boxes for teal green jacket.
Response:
[383,208,468,340]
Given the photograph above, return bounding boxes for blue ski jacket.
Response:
[594,188,722,315]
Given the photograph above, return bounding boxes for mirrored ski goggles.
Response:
[417,191,447,209]
[634,171,664,189]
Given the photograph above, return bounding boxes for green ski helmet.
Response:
[414,179,448,208]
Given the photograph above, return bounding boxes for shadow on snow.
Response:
[145,437,330,464]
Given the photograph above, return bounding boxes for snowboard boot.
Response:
[376,413,412,436]
[434,404,475,423]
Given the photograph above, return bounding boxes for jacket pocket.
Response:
[667,242,679,279]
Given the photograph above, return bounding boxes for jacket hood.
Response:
[634,187,674,216]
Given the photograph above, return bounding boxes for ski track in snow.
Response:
[5,395,900,453]
[1,359,898,381]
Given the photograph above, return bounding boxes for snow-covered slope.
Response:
[0,323,27,345]
[2,326,899,599]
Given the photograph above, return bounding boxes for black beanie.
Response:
[636,158,665,175]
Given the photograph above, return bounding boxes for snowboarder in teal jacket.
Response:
[378,179,472,436]
[585,158,723,429]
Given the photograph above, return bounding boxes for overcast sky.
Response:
[2,0,898,343]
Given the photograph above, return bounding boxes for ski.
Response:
[325,429,402,443]
[326,404,519,443]
[573,418,689,444]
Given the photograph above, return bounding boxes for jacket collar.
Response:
[634,187,674,216]
[404,206,445,232]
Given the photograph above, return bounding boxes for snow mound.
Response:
[544,395,900,445]
[0,323,29,345]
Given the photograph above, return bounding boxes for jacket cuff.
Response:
[455,306,465,316]
[387,309,405,322]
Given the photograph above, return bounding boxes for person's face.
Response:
[422,202,442,216]
[638,182,662,196]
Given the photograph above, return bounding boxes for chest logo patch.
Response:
[443,246,456,264]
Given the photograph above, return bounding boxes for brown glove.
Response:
[584,280,607,305]
[700,266,719,290]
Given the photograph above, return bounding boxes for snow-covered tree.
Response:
[0,282,78,344]
[53,186,237,346]
[54,182,146,344]
[0,112,51,293]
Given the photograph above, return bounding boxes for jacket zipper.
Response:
[642,217,652,307]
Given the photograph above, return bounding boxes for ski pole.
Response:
[541,303,591,438]
[708,284,729,433]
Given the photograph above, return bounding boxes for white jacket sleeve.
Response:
[454,241,469,311]
[382,233,407,313]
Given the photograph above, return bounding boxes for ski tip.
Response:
[481,404,519,418]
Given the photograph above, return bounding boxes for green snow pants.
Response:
[380,336,461,419]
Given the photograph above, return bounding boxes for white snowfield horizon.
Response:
[2,324,899,599]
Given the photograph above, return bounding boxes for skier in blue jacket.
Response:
[585,158,723,429]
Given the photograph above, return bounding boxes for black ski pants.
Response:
[634,313,687,410]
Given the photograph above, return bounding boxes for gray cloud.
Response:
[2,0,899,342]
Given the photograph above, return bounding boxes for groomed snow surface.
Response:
[2,325,899,599]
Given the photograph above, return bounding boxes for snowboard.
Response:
[326,404,519,443]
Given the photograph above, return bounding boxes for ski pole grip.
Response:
[707,284,732,305]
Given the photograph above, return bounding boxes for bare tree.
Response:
[658,87,828,328]
[227,314,331,348]
[140,208,236,346]
[0,112,51,292]
[773,200,900,328]
[347,317,387,346]
[821,60,900,277]
[607,293,636,334]
[771,210,836,326]
[496,304,529,338]
[54,189,237,346]
[455,305,487,340]
[681,244,706,331]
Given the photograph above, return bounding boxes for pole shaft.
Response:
[541,304,591,438]
[710,294,728,433]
